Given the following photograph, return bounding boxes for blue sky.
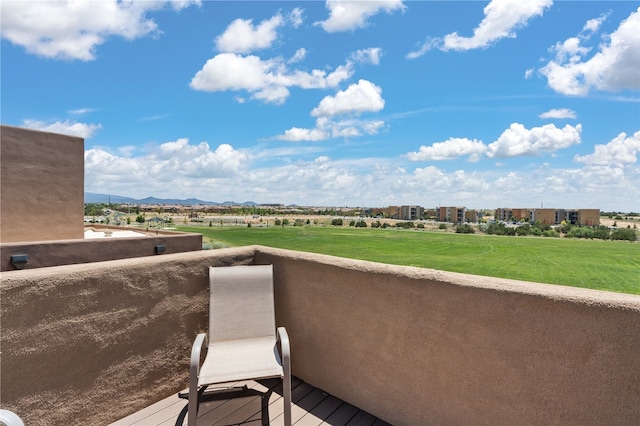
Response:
[2,1,639,211]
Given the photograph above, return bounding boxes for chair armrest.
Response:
[190,333,208,382]
[188,333,207,426]
[277,327,290,363]
[277,327,292,426]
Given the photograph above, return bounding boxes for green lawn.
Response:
[178,225,640,295]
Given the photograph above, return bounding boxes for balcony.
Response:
[2,246,639,425]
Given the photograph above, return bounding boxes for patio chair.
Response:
[184,264,291,426]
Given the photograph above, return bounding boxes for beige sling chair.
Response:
[181,265,291,426]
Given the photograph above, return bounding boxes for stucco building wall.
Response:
[0,125,85,243]
[2,247,639,425]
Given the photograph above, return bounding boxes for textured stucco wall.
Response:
[0,125,85,243]
[0,247,255,426]
[255,247,640,426]
[1,246,639,426]
[0,228,202,271]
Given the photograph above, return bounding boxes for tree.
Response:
[135,215,145,224]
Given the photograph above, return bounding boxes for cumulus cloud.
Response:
[540,7,640,95]
[215,14,284,53]
[84,136,640,210]
[85,138,248,197]
[190,52,354,104]
[318,0,406,33]
[277,80,385,142]
[407,138,487,162]
[539,108,577,119]
[312,80,384,117]
[574,131,640,166]
[23,119,102,139]
[487,123,582,158]
[407,0,551,58]
[0,0,200,61]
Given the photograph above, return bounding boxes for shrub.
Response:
[381,222,390,229]
[396,222,415,229]
[611,228,637,242]
[455,223,475,234]
[274,219,282,226]
[331,218,343,226]
[371,220,381,228]
[417,223,425,229]
[355,220,367,228]
[515,224,530,236]
[438,223,447,230]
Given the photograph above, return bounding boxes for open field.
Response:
[178,225,640,295]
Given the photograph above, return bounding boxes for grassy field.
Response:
[178,225,640,295]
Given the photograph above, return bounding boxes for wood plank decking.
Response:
[110,377,390,426]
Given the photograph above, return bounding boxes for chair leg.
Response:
[187,385,199,426]
[283,373,292,426]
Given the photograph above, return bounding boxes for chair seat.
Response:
[199,337,284,386]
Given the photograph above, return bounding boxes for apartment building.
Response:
[438,206,466,223]
[495,207,601,226]
[400,205,424,220]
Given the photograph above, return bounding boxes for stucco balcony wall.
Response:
[0,226,203,271]
[1,246,639,425]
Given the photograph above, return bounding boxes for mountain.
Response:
[84,192,257,206]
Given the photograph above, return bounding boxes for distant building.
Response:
[400,205,424,220]
[374,205,424,220]
[438,207,466,224]
[495,207,600,226]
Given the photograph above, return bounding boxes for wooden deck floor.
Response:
[110,377,390,426]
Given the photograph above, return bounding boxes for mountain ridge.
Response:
[84,192,258,206]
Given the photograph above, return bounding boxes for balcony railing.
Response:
[1,246,639,425]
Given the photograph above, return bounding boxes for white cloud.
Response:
[276,80,386,141]
[574,131,640,166]
[538,108,577,119]
[83,137,640,211]
[215,14,284,53]
[277,116,385,142]
[68,108,95,115]
[407,0,551,57]
[540,7,640,95]
[487,123,582,158]
[318,0,406,33]
[407,138,487,162]
[23,119,101,139]
[311,80,384,117]
[0,0,200,61]
[85,138,248,195]
[288,48,307,64]
[279,127,328,142]
[288,8,304,28]
[190,52,354,104]
[350,47,382,65]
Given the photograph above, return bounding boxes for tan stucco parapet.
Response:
[1,125,85,243]
[1,246,639,425]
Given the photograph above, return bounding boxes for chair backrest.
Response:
[209,265,277,343]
